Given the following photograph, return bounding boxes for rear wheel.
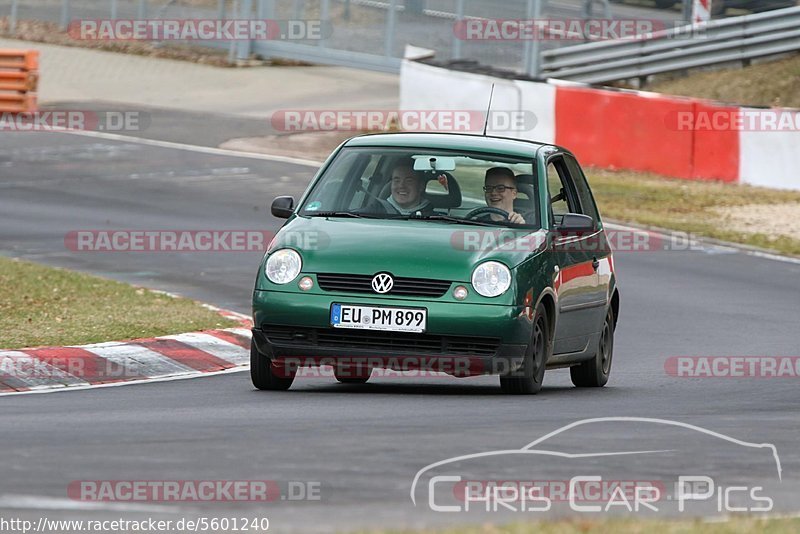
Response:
[570,307,614,387]
[250,339,295,391]
[500,302,548,395]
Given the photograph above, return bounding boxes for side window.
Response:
[546,157,578,221]
[565,155,599,223]
[347,155,382,209]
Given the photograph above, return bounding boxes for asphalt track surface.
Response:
[1,125,800,533]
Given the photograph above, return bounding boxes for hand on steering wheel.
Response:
[463,206,510,221]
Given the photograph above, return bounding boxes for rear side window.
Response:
[565,155,600,223]
[545,157,579,223]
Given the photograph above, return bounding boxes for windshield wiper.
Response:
[307,211,370,219]
[415,214,496,227]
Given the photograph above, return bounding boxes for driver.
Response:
[482,167,526,224]
[375,158,433,216]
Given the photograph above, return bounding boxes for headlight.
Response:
[265,249,302,284]
[471,261,511,298]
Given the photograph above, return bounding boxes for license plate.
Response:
[330,304,427,333]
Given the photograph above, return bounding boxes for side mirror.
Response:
[555,213,594,232]
[271,196,295,219]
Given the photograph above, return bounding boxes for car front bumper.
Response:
[252,289,533,376]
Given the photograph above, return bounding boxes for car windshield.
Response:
[298,147,541,229]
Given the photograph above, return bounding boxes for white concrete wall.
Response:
[400,60,555,142]
[515,78,556,144]
[739,109,800,190]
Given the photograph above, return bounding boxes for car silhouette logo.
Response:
[409,417,783,506]
[372,273,394,294]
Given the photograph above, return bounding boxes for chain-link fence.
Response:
[0,0,753,74]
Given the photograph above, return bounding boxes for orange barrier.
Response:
[0,49,39,113]
[0,93,37,113]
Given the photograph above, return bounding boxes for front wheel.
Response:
[251,339,295,391]
[654,0,677,8]
[500,302,549,395]
[334,365,372,384]
[570,307,614,387]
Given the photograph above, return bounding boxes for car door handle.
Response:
[591,257,600,271]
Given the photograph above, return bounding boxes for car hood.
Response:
[272,216,546,281]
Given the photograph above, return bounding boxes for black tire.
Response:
[250,339,294,391]
[334,366,372,384]
[500,302,548,395]
[570,306,614,388]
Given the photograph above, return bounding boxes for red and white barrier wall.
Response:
[400,60,800,190]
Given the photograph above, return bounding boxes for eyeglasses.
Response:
[483,185,516,193]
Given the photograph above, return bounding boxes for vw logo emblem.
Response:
[371,273,394,294]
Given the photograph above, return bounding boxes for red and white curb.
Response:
[0,308,253,396]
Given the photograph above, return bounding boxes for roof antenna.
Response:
[482,84,495,137]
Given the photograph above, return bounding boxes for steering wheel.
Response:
[463,206,510,221]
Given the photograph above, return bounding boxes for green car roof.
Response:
[344,132,548,159]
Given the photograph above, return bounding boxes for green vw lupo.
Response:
[251,133,619,394]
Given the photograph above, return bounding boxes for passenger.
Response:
[483,167,526,224]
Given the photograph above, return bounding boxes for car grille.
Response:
[263,325,500,357]
[316,273,451,298]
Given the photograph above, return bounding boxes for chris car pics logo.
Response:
[410,417,781,515]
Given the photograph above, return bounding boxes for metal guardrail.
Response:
[540,6,800,84]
